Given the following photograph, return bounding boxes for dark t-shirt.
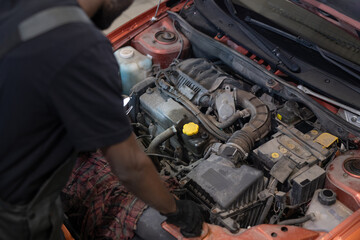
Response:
[0,20,132,204]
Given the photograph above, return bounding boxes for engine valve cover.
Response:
[139,88,195,129]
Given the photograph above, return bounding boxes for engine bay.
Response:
[111,1,360,235]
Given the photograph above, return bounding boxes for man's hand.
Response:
[102,133,204,237]
[163,200,204,238]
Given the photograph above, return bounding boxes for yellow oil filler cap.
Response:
[183,122,199,136]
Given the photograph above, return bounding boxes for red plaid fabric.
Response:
[61,151,147,240]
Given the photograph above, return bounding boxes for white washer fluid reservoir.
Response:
[114,46,152,95]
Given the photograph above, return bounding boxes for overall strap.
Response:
[26,152,77,240]
[0,6,91,59]
[0,153,77,240]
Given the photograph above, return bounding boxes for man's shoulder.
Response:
[6,21,114,81]
[45,22,111,61]
[10,21,111,66]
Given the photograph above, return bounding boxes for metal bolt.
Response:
[201,132,209,139]
[267,79,275,85]
[179,179,187,185]
[211,208,218,213]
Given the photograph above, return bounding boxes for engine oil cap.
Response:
[183,122,199,136]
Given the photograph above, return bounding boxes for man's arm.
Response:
[102,133,204,237]
[101,133,176,214]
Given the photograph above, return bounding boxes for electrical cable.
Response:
[146,153,180,161]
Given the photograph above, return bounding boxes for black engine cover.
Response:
[187,154,263,209]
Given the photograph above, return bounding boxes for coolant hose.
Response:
[278,213,315,225]
[147,126,177,154]
[146,126,177,170]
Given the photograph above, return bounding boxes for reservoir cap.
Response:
[119,48,134,59]
[183,122,199,136]
[318,189,336,206]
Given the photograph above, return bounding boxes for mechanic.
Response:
[0,0,203,239]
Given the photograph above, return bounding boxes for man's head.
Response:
[77,0,134,30]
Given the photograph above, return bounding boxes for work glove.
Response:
[163,199,204,238]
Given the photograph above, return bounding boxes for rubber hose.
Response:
[225,89,271,159]
[146,126,177,154]
[278,213,315,225]
[257,195,274,225]
[177,94,229,141]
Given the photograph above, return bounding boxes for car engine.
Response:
[126,56,339,233]
[114,6,360,234]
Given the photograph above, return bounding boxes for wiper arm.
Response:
[223,0,300,73]
[245,16,360,82]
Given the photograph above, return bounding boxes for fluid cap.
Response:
[318,189,337,206]
[119,48,134,59]
[183,122,199,136]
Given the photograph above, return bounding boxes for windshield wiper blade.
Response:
[245,16,360,81]
[223,0,300,73]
